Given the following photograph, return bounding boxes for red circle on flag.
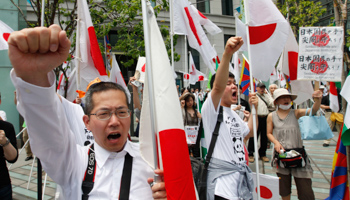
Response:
[3,33,10,42]
[310,59,328,74]
[311,31,330,47]
[198,75,204,81]
[256,186,273,199]
[141,64,146,72]
[184,74,189,80]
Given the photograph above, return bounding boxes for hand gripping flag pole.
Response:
[243,0,261,199]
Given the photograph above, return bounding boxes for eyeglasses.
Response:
[90,108,131,120]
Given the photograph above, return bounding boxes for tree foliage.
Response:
[11,0,180,97]
[11,0,180,68]
[277,0,326,36]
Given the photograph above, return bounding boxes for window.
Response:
[222,0,233,16]
[224,34,235,46]
[197,0,210,13]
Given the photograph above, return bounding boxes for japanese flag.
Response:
[173,0,219,73]
[135,56,146,83]
[282,26,314,104]
[252,173,279,200]
[77,0,108,91]
[246,0,289,81]
[109,55,131,103]
[0,20,14,50]
[140,2,197,199]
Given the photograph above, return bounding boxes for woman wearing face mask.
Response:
[266,88,323,200]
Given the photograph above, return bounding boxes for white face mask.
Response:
[278,103,292,110]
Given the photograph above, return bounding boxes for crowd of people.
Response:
[0,24,343,200]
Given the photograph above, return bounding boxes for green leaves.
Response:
[277,0,326,36]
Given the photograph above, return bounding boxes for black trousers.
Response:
[248,116,268,157]
[215,195,228,200]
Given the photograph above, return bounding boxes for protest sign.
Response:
[298,27,344,81]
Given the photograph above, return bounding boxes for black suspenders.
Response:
[82,144,134,200]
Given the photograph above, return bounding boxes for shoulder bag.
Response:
[298,108,334,140]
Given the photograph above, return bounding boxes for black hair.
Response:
[84,82,129,115]
[210,72,235,89]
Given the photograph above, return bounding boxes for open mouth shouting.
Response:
[107,133,121,141]
[232,90,238,101]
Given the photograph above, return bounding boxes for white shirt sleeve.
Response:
[10,70,84,186]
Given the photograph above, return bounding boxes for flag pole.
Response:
[103,26,108,76]
[170,0,175,72]
[141,0,160,183]
[243,0,261,199]
[41,0,45,26]
[76,0,81,91]
[184,35,188,88]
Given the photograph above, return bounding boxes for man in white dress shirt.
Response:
[8,25,166,200]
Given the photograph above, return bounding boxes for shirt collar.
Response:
[94,140,136,168]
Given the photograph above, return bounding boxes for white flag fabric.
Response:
[269,68,278,85]
[173,0,218,73]
[189,52,207,85]
[235,17,248,52]
[77,0,108,91]
[290,80,314,105]
[57,60,77,102]
[140,2,197,199]
[341,76,350,127]
[246,0,289,81]
[190,5,221,35]
[232,52,241,83]
[281,26,314,104]
[252,173,279,200]
[135,56,146,83]
[0,20,14,50]
[109,55,131,103]
[282,26,298,79]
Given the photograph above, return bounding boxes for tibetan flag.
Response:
[0,20,14,50]
[109,55,131,103]
[77,0,108,91]
[239,55,255,96]
[140,2,197,199]
[326,125,349,200]
[244,0,289,81]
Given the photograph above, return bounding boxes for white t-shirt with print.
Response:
[202,93,250,200]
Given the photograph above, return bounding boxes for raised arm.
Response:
[211,37,243,109]
[8,24,70,86]
[295,90,323,119]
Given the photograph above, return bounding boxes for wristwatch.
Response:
[0,137,10,147]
